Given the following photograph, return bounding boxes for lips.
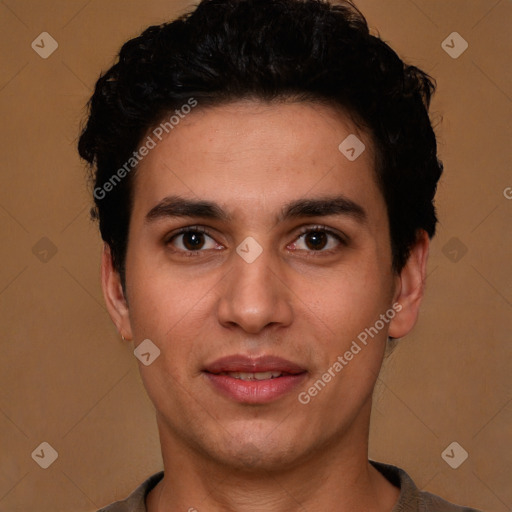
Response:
[203,355,307,404]
[204,355,306,374]
[218,371,284,381]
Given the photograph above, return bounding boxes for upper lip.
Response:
[203,355,306,374]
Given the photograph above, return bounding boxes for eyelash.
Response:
[165,225,347,257]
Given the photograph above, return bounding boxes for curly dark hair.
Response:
[78,0,443,287]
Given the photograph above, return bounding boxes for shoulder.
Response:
[418,490,483,512]
[370,460,482,512]
[96,471,164,512]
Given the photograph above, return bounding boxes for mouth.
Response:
[215,371,289,381]
[203,355,307,404]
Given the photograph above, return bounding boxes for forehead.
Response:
[131,100,382,223]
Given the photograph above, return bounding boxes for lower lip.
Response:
[204,372,307,404]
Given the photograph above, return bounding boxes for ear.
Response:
[101,243,133,341]
[388,230,430,339]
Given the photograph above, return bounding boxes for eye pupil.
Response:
[183,232,205,250]
[305,231,327,250]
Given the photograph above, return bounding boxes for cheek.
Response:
[126,244,214,331]
[126,265,221,376]
[302,260,394,340]
[127,279,206,402]
[301,276,392,411]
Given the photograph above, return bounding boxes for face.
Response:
[103,100,428,471]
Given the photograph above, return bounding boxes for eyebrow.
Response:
[145,194,367,224]
[146,196,231,223]
[279,196,366,224]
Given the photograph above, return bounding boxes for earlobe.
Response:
[101,244,133,341]
[388,230,430,339]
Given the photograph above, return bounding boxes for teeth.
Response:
[222,371,283,381]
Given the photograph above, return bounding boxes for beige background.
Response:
[0,0,510,510]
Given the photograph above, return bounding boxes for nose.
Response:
[216,244,294,334]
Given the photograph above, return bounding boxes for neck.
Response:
[147,406,399,512]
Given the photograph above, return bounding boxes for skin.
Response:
[102,100,429,512]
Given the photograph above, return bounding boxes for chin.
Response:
[201,424,307,472]
[215,445,299,473]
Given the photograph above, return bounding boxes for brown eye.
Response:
[168,228,219,252]
[290,227,345,253]
[182,232,206,250]
[304,231,328,250]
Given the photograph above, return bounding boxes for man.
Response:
[78,0,482,510]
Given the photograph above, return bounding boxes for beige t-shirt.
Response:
[97,460,482,512]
